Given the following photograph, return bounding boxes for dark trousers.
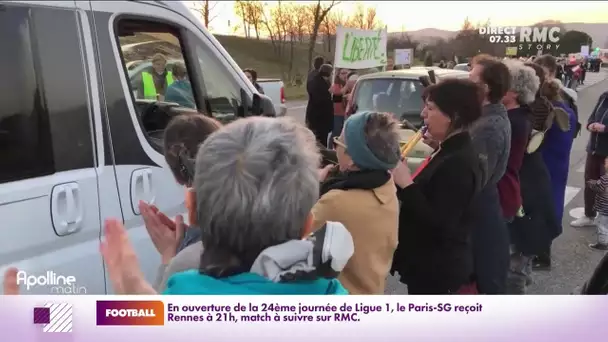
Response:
[581,69,586,83]
[312,127,331,148]
[471,186,510,294]
[584,153,606,218]
[329,115,345,148]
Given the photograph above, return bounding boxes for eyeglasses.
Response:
[333,136,347,149]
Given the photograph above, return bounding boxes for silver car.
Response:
[347,68,469,170]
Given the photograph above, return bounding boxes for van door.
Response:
[0,2,106,294]
[86,0,262,289]
[87,1,192,289]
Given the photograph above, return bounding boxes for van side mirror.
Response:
[251,93,261,115]
[249,93,276,117]
[418,76,431,87]
[428,70,437,84]
[259,94,276,117]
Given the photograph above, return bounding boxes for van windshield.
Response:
[352,78,425,126]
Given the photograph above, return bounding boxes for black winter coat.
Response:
[392,132,483,294]
[586,91,608,156]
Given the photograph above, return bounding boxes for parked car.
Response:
[411,66,442,71]
[0,0,275,294]
[454,63,470,71]
[255,78,287,116]
[346,68,469,171]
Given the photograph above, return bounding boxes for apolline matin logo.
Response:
[17,270,86,294]
[96,300,165,326]
[33,303,73,333]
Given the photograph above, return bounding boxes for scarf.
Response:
[250,222,354,282]
[320,169,391,196]
[528,97,554,131]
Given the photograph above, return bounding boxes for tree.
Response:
[348,4,381,30]
[558,30,593,54]
[294,5,313,43]
[262,1,287,58]
[283,4,308,80]
[234,0,263,39]
[321,10,348,53]
[451,17,489,58]
[191,1,219,28]
[424,51,433,66]
[307,0,339,70]
[234,1,250,37]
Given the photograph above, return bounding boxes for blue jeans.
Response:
[330,115,345,148]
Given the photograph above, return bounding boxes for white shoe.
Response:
[570,216,596,227]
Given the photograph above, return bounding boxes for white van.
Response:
[0,0,275,294]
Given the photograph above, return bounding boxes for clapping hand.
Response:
[589,123,606,133]
[100,219,156,294]
[391,160,413,188]
[139,201,185,265]
[3,268,19,295]
[318,164,335,182]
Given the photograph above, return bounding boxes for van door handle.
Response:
[51,183,84,236]
[65,184,84,229]
[143,169,155,205]
[131,168,154,215]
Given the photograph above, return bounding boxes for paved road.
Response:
[287,69,608,294]
[285,101,307,125]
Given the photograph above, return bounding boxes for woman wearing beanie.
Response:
[391,79,484,294]
[314,111,400,294]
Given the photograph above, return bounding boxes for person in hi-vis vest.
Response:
[141,53,174,100]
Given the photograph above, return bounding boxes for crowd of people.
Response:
[4,53,608,295]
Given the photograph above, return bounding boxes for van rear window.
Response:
[353,79,425,125]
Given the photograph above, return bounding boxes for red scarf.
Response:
[412,156,432,179]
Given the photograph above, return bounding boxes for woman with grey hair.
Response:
[498,60,538,294]
[314,111,400,294]
[90,117,355,295]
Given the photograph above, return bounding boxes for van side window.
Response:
[0,4,94,184]
[184,31,244,123]
[115,19,199,151]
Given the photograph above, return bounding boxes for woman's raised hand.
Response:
[100,219,156,295]
[391,160,413,188]
[139,201,185,264]
[3,268,19,295]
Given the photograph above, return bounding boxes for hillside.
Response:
[402,22,608,48]
[215,35,332,80]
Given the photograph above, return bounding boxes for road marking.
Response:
[577,164,585,173]
[564,186,581,208]
[287,105,306,110]
[569,207,585,220]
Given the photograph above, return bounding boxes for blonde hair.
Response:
[541,79,563,102]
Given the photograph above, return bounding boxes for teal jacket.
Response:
[163,270,348,295]
[165,80,195,109]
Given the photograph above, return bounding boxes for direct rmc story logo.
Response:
[479,26,561,51]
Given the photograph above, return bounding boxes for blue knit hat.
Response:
[343,111,398,170]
